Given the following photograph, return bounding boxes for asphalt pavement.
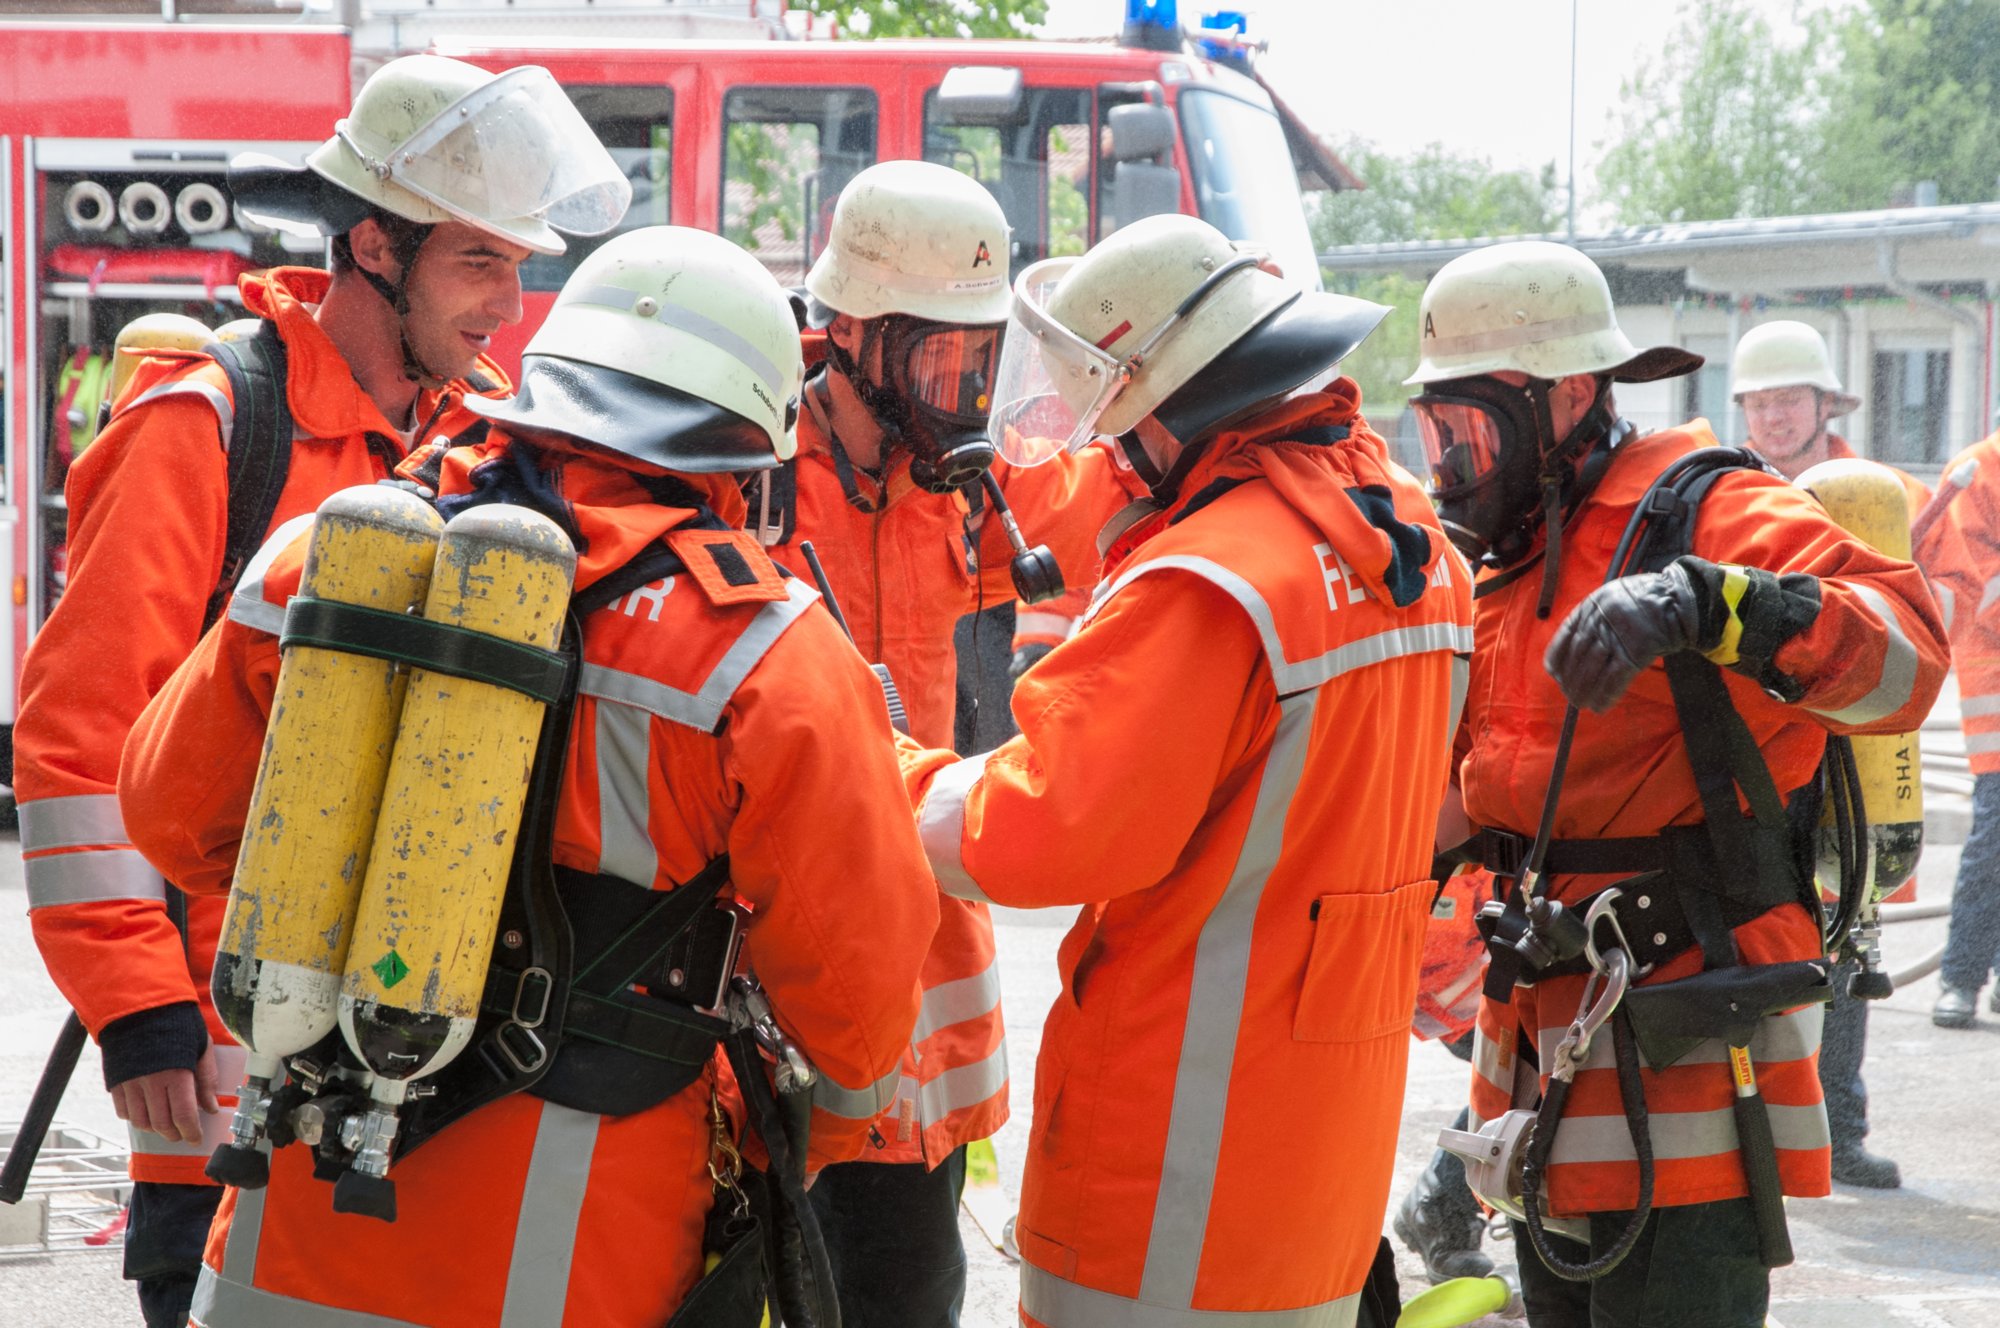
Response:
[3,837,1996,1327]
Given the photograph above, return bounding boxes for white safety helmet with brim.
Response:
[1731,320,1860,416]
[228,56,630,256]
[462,226,804,473]
[989,214,1387,468]
[805,159,1013,326]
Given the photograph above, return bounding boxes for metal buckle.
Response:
[495,1021,548,1076]
[511,967,553,1030]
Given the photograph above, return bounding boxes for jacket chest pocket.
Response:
[1294,878,1432,1043]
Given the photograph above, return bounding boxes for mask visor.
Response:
[1414,394,1510,494]
[897,323,1004,425]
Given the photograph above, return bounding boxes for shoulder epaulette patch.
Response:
[665,528,788,605]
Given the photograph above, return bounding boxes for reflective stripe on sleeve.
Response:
[1810,585,1919,725]
[1138,691,1317,1309]
[25,848,166,908]
[592,701,658,886]
[125,378,234,450]
[578,581,817,732]
[918,751,996,903]
[812,1063,904,1120]
[18,794,129,853]
[497,1103,601,1328]
[914,959,1004,1043]
[917,1042,1007,1125]
[1022,1261,1359,1328]
[1546,1101,1829,1167]
[226,511,317,637]
[1083,554,1474,694]
[1014,610,1077,643]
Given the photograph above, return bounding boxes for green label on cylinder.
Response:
[372,950,410,989]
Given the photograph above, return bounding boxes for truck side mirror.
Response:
[936,65,1025,126]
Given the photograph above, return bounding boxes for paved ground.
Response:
[3,834,1995,1326]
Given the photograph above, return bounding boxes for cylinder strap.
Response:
[280,596,572,704]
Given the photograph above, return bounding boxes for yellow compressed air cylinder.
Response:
[1797,458,1924,897]
[212,486,445,1088]
[338,504,575,1089]
[108,312,217,409]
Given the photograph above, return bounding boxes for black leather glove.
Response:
[1009,641,1055,682]
[1545,562,1709,712]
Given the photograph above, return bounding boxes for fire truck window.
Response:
[723,87,878,286]
[922,86,1091,267]
[523,85,673,293]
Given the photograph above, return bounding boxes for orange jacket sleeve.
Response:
[718,615,937,1165]
[18,382,231,1061]
[909,570,1264,908]
[1693,467,1948,736]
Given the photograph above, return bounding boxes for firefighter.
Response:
[1732,319,1930,519]
[904,213,1472,1328]
[766,157,1143,1326]
[13,54,625,1327]
[118,225,936,1328]
[1413,242,1947,1327]
[1733,319,1926,1191]
[1912,427,2000,1033]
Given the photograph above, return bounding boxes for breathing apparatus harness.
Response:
[243,453,840,1324]
[1458,445,1854,1280]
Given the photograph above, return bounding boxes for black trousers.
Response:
[1512,1198,1770,1328]
[1819,960,1872,1151]
[124,1181,222,1328]
[808,1147,969,1328]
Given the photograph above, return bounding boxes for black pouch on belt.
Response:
[664,1183,769,1328]
[1619,959,1834,1069]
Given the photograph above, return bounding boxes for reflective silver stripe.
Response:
[1981,573,2000,617]
[124,378,234,450]
[577,581,817,732]
[1412,1010,1453,1040]
[812,1063,904,1120]
[574,284,785,396]
[1949,457,1979,489]
[917,1042,1007,1125]
[227,511,317,637]
[1470,1024,1510,1097]
[209,1153,268,1294]
[917,751,996,903]
[498,1102,600,1328]
[1139,692,1317,1308]
[1935,584,1955,634]
[593,701,657,886]
[25,848,166,908]
[1446,653,1470,740]
[1534,1003,1823,1077]
[1022,1261,1360,1328]
[18,794,129,852]
[1422,308,1612,360]
[1085,554,1473,694]
[192,1263,423,1328]
[914,958,1004,1044]
[1812,585,1920,725]
[1014,609,1077,642]
[1960,692,2000,718]
[1546,1101,1829,1167]
[1966,732,2000,755]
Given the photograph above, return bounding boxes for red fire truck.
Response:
[0,0,1354,784]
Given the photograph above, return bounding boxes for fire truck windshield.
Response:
[1178,88,1322,291]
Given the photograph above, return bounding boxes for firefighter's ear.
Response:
[345,217,400,283]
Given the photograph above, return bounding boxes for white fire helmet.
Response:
[464,227,805,472]
[1405,241,1700,387]
[231,56,630,256]
[990,214,1316,466]
[806,160,1013,325]
[1731,320,1860,416]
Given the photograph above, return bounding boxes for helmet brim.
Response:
[463,356,781,474]
[1152,290,1391,445]
[1606,344,1706,384]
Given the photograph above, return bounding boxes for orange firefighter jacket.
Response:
[907,381,1474,1327]
[118,440,936,1328]
[1913,429,2000,773]
[1462,422,1948,1217]
[1415,869,1490,1044]
[15,267,504,1185]
[758,402,1144,1167]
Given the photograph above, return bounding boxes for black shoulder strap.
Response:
[202,323,293,631]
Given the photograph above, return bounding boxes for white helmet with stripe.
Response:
[805,160,1012,325]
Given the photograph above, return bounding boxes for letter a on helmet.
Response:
[228,55,631,256]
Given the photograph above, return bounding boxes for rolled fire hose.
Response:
[118,181,172,236]
[63,179,115,232]
[175,182,230,234]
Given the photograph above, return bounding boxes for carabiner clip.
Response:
[1551,947,1630,1082]
[1583,888,1635,977]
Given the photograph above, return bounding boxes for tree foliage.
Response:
[801,0,1047,39]
[1311,141,1562,431]
[1596,0,1831,224]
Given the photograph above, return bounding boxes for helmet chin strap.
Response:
[341,220,450,393]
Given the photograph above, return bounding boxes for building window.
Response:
[1871,348,1951,466]
[1683,334,1735,442]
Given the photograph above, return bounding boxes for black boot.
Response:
[1392,1136,1495,1284]
[1831,1147,1902,1189]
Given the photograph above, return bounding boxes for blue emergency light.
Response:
[1196,10,1255,68]
[1121,0,1183,52]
